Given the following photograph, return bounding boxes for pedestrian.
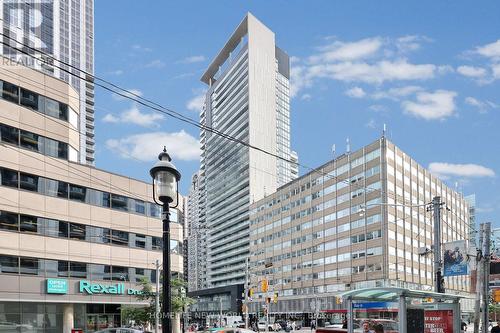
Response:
[491,322,500,333]
[291,321,296,331]
[461,321,467,333]
[362,321,374,333]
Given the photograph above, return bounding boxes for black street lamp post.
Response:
[150,147,181,333]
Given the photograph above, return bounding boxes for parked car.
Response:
[231,321,246,328]
[257,322,280,331]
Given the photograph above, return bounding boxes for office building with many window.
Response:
[0,60,183,332]
[248,137,473,318]
[1,0,96,164]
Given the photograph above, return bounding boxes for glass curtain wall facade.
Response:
[197,13,293,289]
[1,0,95,164]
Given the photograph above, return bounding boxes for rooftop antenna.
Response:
[346,137,351,154]
[383,123,387,138]
[331,144,336,159]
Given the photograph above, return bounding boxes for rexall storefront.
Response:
[0,275,148,332]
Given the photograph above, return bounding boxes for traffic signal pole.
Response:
[483,223,491,333]
[432,196,444,293]
[474,224,484,333]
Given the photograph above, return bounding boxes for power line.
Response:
[0,33,388,194]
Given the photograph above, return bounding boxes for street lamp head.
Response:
[150,146,181,207]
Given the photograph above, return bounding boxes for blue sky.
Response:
[93,1,500,226]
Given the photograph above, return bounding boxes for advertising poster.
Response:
[443,240,468,276]
[424,310,454,333]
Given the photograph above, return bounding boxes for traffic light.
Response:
[261,279,268,293]
[437,271,445,293]
[248,288,254,299]
[335,296,342,305]
[273,293,278,304]
[266,297,271,304]
[493,289,500,303]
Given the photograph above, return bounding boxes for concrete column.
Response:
[63,303,74,333]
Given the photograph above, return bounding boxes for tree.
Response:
[122,277,195,329]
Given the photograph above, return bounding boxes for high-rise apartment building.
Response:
[198,13,293,289]
[1,0,95,164]
[248,137,474,318]
[186,171,208,292]
[0,58,183,331]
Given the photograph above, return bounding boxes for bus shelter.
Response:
[339,287,465,333]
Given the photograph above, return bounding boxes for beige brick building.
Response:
[248,138,473,317]
[0,59,183,332]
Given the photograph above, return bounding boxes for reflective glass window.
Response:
[20,88,44,112]
[69,184,86,202]
[152,237,162,250]
[20,130,44,153]
[111,230,128,246]
[42,259,59,277]
[0,124,19,145]
[20,257,40,275]
[19,215,38,234]
[111,266,129,281]
[44,179,68,198]
[134,234,146,249]
[86,189,110,207]
[111,194,129,212]
[69,223,86,240]
[0,80,19,103]
[0,255,18,273]
[43,218,69,238]
[0,168,18,187]
[19,172,42,192]
[0,211,18,231]
[45,97,68,121]
[58,261,69,277]
[86,226,110,244]
[70,262,88,278]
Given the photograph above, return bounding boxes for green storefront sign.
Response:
[45,279,142,296]
[46,279,68,294]
[79,281,142,295]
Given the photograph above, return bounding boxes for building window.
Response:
[0,211,18,231]
[152,237,162,250]
[0,124,19,145]
[111,230,128,246]
[45,97,69,121]
[20,130,43,153]
[20,88,44,112]
[43,219,69,238]
[90,264,105,280]
[69,223,86,240]
[134,234,146,249]
[20,257,40,275]
[111,194,129,212]
[0,168,18,187]
[0,80,19,103]
[43,259,59,277]
[58,261,69,277]
[70,262,87,278]
[0,255,18,274]
[112,266,129,281]
[86,226,110,244]
[69,184,86,202]
[19,173,41,192]
[19,215,38,234]
[44,179,69,199]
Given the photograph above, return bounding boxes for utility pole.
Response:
[244,257,250,329]
[483,223,492,333]
[432,196,444,293]
[474,223,484,333]
[156,259,160,333]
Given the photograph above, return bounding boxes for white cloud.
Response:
[372,85,423,100]
[313,60,436,84]
[402,90,457,120]
[186,91,206,113]
[106,130,200,162]
[395,35,432,54]
[429,162,495,178]
[145,60,166,69]
[107,69,124,76]
[493,63,500,79]
[344,87,366,98]
[112,89,143,101]
[102,104,164,127]
[308,37,383,64]
[365,119,376,128]
[132,44,152,52]
[475,39,500,60]
[457,65,487,78]
[300,94,312,101]
[465,96,498,114]
[178,55,206,64]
